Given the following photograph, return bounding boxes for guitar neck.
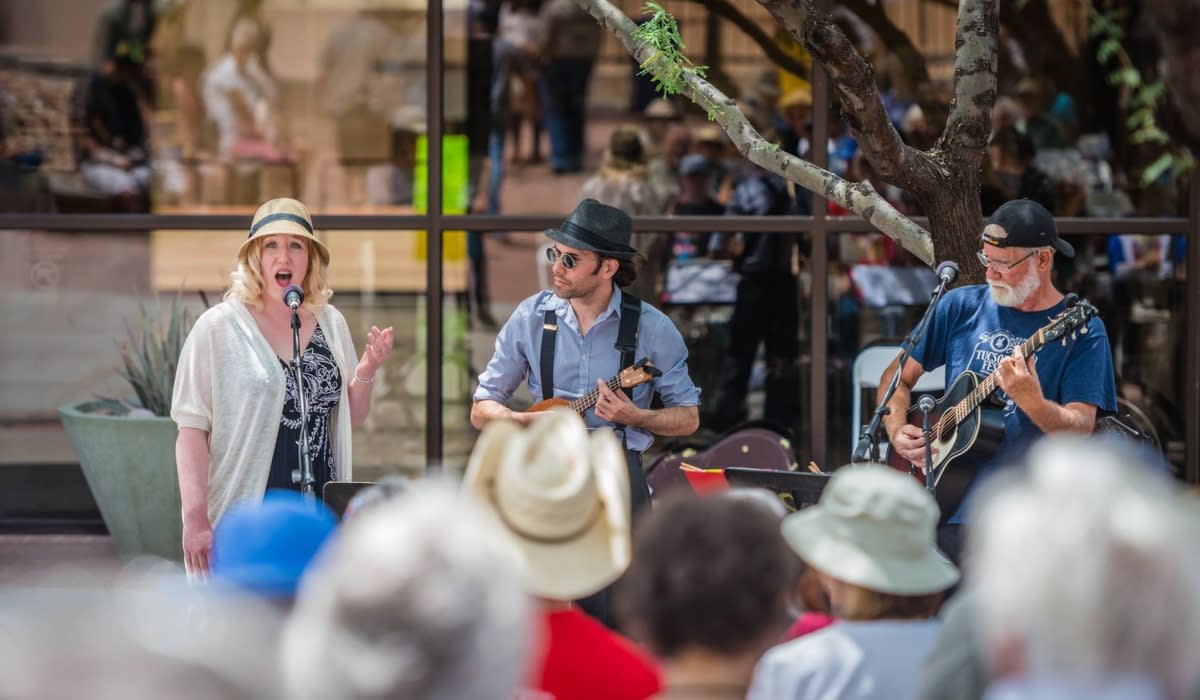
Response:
[568,374,624,414]
[944,331,1050,428]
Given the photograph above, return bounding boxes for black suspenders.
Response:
[539,293,642,401]
[540,309,558,401]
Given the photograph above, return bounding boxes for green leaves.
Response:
[632,2,707,97]
[112,289,205,417]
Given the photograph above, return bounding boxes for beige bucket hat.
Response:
[239,198,329,266]
[462,411,632,601]
[781,464,959,596]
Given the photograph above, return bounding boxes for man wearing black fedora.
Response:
[472,198,701,515]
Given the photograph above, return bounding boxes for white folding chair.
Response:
[851,345,946,453]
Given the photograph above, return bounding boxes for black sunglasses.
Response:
[546,247,598,270]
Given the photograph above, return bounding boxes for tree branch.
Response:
[837,0,930,88]
[941,0,997,153]
[679,0,811,81]
[575,0,934,264]
[755,0,929,192]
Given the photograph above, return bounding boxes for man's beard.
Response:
[988,263,1040,307]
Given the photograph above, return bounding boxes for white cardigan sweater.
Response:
[171,298,357,526]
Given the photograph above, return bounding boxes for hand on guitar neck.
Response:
[524,358,661,420]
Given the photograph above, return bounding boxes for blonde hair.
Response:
[225,237,333,313]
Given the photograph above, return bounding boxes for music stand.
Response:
[322,481,376,519]
[723,467,831,511]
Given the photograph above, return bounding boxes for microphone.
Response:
[936,260,960,286]
[283,284,304,311]
[917,395,937,414]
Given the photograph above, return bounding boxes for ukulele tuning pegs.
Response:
[1081,327,1089,334]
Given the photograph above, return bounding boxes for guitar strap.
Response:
[540,309,557,401]
[615,292,642,399]
[539,294,642,402]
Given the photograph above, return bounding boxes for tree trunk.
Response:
[920,171,986,285]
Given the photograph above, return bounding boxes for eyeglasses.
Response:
[976,249,1038,271]
[546,247,597,270]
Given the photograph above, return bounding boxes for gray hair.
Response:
[0,570,284,699]
[969,435,1200,698]
[280,480,532,700]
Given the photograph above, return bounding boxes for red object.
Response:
[784,612,836,640]
[524,608,662,700]
[681,464,730,494]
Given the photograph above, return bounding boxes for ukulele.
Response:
[887,297,1099,520]
[526,358,662,414]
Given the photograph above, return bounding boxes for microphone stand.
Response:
[920,397,936,493]
[851,267,956,464]
[289,305,315,500]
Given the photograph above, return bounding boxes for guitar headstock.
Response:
[1044,295,1098,345]
[619,358,663,389]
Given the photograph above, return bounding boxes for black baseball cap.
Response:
[983,199,1074,258]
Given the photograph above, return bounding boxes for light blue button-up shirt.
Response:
[474,287,701,452]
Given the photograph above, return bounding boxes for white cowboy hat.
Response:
[462,411,632,601]
[781,464,960,596]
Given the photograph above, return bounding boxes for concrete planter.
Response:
[58,401,182,561]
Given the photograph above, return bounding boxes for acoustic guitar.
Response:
[887,297,1099,520]
[525,358,662,414]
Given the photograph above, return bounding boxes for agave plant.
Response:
[107,290,208,417]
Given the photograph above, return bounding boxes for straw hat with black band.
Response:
[239,198,330,266]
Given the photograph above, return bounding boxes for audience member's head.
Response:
[643,98,680,140]
[0,572,283,699]
[229,18,261,61]
[604,124,647,171]
[991,95,1022,136]
[695,124,726,161]
[969,435,1200,699]
[780,464,959,620]
[281,480,531,700]
[211,489,338,603]
[617,492,797,664]
[462,411,632,602]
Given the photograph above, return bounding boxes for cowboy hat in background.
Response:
[781,464,960,596]
[462,410,632,601]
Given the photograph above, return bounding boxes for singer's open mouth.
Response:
[275,271,292,286]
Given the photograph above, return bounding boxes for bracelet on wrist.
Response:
[353,371,374,384]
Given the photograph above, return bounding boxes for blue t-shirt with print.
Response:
[911,284,1117,523]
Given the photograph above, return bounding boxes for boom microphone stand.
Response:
[851,261,960,464]
[283,284,315,500]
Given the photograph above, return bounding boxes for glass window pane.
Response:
[0,1,433,213]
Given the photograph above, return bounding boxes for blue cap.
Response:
[211,490,338,599]
[679,153,712,178]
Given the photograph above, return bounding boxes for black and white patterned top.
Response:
[267,323,343,493]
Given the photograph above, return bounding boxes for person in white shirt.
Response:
[203,18,284,163]
[748,464,960,700]
[172,198,394,575]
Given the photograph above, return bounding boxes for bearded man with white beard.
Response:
[878,199,1116,565]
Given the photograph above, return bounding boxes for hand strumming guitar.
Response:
[890,424,936,470]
